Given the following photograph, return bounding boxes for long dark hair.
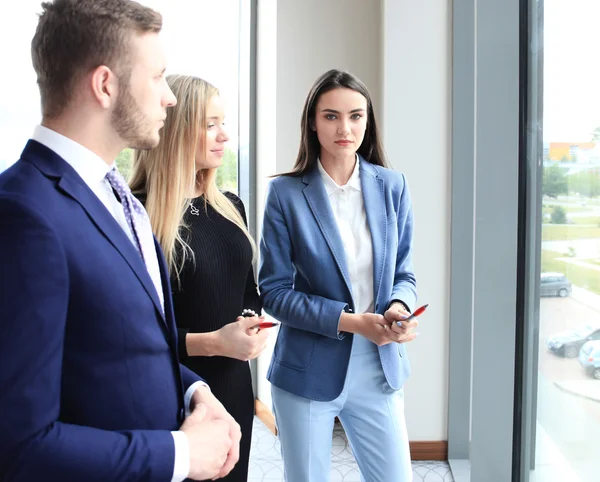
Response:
[279,69,388,177]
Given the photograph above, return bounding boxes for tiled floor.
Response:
[249,417,454,481]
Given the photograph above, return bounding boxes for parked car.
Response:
[579,340,600,380]
[540,272,572,297]
[546,325,600,358]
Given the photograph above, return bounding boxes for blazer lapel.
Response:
[23,141,167,324]
[155,237,179,340]
[302,168,353,298]
[59,174,167,324]
[360,159,387,305]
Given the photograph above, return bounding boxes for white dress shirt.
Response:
[318,156,377,355]
[32,125,201,482]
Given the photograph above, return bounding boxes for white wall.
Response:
[274,0,382,172]
[255,0,451,442]
[382,0,452,442]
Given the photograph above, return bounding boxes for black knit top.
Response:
[134,190,258,481]
[172,192,261,385]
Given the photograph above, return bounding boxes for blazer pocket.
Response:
[273,325,317,371]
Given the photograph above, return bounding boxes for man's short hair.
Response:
[32,0,162,118]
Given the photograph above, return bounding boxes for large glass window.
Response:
[1,0,243,194]
[0,1,41,173]
[519,1,600,481]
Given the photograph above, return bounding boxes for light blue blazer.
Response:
[258,157,417,402]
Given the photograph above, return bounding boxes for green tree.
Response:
[550,206,567,224]
[542,164,568,198]
[113,146,238,190]
[116,148,133,181]
[215,147,238,192]
[569,171,600,199]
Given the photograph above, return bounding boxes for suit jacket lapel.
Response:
[23,141,167,324]
[302,168,353,298]
[360,159,387,305]
[155,237,179,340]
[58,174,167,324]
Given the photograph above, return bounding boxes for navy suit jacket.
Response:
[258,158,417,401]
[0,140,201,481]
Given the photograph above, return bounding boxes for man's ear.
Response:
[90,65,118,109]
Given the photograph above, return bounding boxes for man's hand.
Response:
[180,403,232,481]
[191,386,241,479]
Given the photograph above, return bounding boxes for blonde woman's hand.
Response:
[215,316,271,361]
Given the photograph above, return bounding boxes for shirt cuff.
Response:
[387,299,410,313]
[336,305,351,339]
[170,431,190,482]
[184,380,210,418]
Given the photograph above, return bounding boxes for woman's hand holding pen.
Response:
[339,303,420,346]
[215,316,270,361]
[383,302,419,343]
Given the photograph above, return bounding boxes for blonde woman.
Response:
[130,74,270,482]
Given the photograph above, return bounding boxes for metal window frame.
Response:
[237,0,259,397]
[448,1,522,480]
[238,0,258,240]
[514,0,544,479]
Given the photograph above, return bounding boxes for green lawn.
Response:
[542,250,600,295]
[542,225,600,241]
[542,205,594,214]
[570,216,600,225]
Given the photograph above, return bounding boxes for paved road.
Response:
[543,197,600,209]
[542,198,600,218]
[542,239,600,258]
[536,295,600,481]
[538,296,600,385]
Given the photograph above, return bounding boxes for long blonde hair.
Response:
[130,74,256,285]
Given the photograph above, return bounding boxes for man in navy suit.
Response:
[0,1,240,480]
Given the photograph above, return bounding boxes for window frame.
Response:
[448,0,523,480]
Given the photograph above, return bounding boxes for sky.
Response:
[543,0,600,142]
[1,0,599,169]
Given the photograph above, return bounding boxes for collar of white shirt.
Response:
[317,154,362,196]
[32,125,114,186]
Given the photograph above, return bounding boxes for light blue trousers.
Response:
[271,337,412,482]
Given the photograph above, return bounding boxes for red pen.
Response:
[241,309,279,330]
[255,321,280,329]
[397,303,429,325]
